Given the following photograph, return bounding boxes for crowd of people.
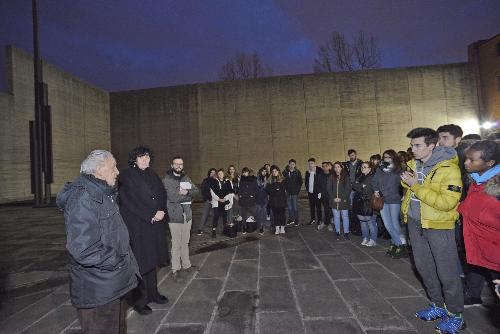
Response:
[56,123,499,334]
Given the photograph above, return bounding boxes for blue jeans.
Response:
[380,203,402,246]
[332,209,349,234]
[287,195,299,223]
[358,214,377,242]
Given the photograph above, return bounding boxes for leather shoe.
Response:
[153,294,169,304]
[133,305,152,315]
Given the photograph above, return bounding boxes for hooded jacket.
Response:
[401,146,462,229]
[283,166,303,195]
[56,174,139,308]
[458,169,500,272]
[162,170,199,223]
[238,175,258,207]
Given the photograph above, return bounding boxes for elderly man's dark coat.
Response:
[119,166,168,274]
[57,174,140,308]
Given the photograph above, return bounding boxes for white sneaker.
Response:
[267,215,271,221]
[280,226,285,234]
[317,222,325,231]
[275,226,280,235]
[328,225,334,232]
[361,238,368,246]
[366,240,376,247]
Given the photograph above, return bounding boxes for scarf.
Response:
[471,164,500,185]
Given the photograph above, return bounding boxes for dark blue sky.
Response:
[0,0,499,92]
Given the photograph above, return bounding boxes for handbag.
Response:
[371,195,384,211]
[371,171,384,211]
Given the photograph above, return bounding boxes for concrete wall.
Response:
[0,46,110,203]
[469,34,500,122]
[110,63,479,183]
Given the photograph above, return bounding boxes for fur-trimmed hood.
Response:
[484,174,500,199]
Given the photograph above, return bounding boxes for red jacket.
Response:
[458,175,500,272]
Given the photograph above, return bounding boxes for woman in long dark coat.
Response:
[119,146,169,315]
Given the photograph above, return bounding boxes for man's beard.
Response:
[173,168,183,174]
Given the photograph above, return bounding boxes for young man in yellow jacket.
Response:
[401,128,465,334]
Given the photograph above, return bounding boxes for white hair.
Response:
[80,150,114,175]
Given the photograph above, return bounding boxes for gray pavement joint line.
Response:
[255,239,262,334]
[152,251,212,334]
[279,235,307,333]
[329,239,416,331]
[15,302,73,334]
[203,245,237,334]
[1,288,61,323]
[302,315,356,321]
[297,230,365,332]
[348,243,424,297]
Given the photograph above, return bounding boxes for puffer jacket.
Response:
[458,172,500,272]
[163,170,199,223]
[56,174,140,308]
[401,155,462,229]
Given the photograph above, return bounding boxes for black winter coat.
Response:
[201,177,213,202]
[238,175,258,207]
[265,179,287,208]
[57,174,140,308]
[119,167,168,274]
[326,174,351,210]
[284,167,303,195]
[304,167,326,194]
[352,173,375,216]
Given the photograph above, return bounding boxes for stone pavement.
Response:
[0,202,499,334]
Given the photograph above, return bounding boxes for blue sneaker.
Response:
[415,303,447,321]
[435,312,466,333]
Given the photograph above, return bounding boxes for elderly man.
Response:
[57,150,140,334]
[163,156,198,282]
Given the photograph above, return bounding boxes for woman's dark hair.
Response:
[382,149,402,173]
[128,146,154,167]
[468,140,500,165]
[397,150,411,164]
[207,168,217,177]
[332,161,347,180]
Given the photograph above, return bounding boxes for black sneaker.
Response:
[308,219,316,225]
[259,228,264,235]
[385,243,396,257]
[336,232,341,240]
[344,233,350,240]
[464,295,483,308]
[197,229,203,236]
[286,221,295,226]
[133,305,152,315]
[211,229,216,238]
[391,245,408,259]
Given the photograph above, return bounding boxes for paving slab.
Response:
[164,278,223,324]
[259,237,281,253]
[258,311,303,334]
[259,252,287,277]
[284,249,320,271]
[0,292,70,334]
[209,290,256,334]
[156,324,206,334]
[259,276,296,312]
[304,318,364,334]
[334,242,375,264]
[290,269,351,318]
[224,259,258,291]
[353,263,420,298]
[196,248,235,279]
[21,305,77,334]
[317,254,361,280]
[234,242,259,260]
[336,279,412,330]
[368,251,424,291]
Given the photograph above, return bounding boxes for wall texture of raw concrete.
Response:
[0,46,110,203]
[110,63,479,183]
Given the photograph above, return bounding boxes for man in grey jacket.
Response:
[163,157,199,282]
